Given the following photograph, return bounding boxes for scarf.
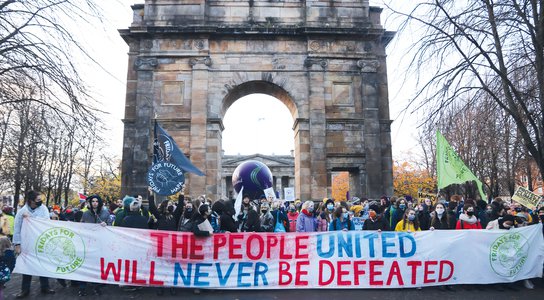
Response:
[301,209,312,217]
[459,213,477,224]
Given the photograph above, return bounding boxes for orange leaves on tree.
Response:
[393,161,436,198]
[332,172,350,201]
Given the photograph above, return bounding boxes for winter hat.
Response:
[369,202,382,214]
[199,204,210,216]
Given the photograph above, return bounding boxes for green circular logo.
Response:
[489,232,529,277]
[35,227,85,274]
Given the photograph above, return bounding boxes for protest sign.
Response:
[15,219,544,289]
[284,188,295,201]
[351,217,364,231]
[512,186,542,209]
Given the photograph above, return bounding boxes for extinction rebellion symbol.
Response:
[489,232,529,277]
[35,227,85,274]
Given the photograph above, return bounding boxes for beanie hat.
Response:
[199,204,210,216]
[325,199,335,206]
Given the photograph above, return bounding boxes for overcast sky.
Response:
[85,1,420,160]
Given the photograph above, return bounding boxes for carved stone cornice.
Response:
[357,59,380,73]
[304,58,327,70]
[134,57,158,71]
[189,56,212,67]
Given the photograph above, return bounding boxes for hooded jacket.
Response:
[81,195,110,224]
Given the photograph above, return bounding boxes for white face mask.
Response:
[436,208,444,215]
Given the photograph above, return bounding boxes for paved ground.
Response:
[2,273,543,299]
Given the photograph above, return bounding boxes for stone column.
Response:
[276,176,283,198]
[358,59,383,198]
[293,118,311,200]
[305,58,328,200]
[121,55,158,197]
[189,57,212,196]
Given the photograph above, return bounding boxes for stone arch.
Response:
[221,80,299,120]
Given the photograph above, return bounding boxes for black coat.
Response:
[148,194,183,231]
[363,217,390,231]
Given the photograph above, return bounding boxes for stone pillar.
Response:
[121,55,158,197]
[276,177,283,198]
[293,118,311,200]
[305,58,328,200]
[206,118,223,197]
[189,57,212,196]
[358,59,383,198]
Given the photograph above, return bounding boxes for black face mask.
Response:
[467,211,474,217]
[34,200,43,207]
[167,206,174,213]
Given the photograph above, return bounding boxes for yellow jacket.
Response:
[395,219,421,232]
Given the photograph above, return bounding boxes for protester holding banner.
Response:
[296,201,317,232]
[429,203,452,230]
[362,203,389,231]
[79,195,110,297]
[328,207,354,231]
[178,200,195,231]
[395,208,421,232]
[191,204,213,237]
[286,204,299,232]
[385,197,406,230]
[455,204,482,230]
[270,201,289,232]
[13,191,55,298]
[258,203,274,232]
[219,200,238,233]
[416,201,431,230]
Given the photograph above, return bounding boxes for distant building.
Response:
[222,154,294,200]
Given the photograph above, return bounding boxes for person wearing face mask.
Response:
[296,201,317,232]
[386,198,406,230]
[148,186,184,232]
[329,207,354,231]
[270,201,290,232]
[417,201,431,230]
[362,204,389,231]
[429,203,452,230]
[259,202,275,232]
[324,199,335,223]
[178,201,195,231]
[287,204,299,232]
[239,197,260,232]
[191,204,213,237]
[315,202,329,231]
[13,190,55,298]
[455,204,482,229]
[395,209,421,232]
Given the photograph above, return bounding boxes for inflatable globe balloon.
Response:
[232,160,273,199]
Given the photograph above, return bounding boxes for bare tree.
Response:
[391,1,544,185]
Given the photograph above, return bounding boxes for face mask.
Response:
[515,207,522,212]
[408,215,415,221]
[167,206,174,213]
[261,210,267,214]
[35,200,43,207]
[186,208,193,212]
[399,204,406,210]
[308,207,314,212]
[467,211,474,217]
[342,212,349,219]
[436,208,444,215]
[364,204,369,210]
[289,209,296,213]
[486,209,492,214]
[327,204,334,210]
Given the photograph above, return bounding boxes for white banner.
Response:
[15,219,544,289]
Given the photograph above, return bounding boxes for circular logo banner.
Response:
[489,232,529,277]
[148,161,185,195]
[35,227,85,274]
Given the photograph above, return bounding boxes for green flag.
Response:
[436,130,487,200]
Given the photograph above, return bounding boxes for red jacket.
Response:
[455,217,482,230]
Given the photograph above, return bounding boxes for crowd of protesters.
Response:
[1,188,544,297]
